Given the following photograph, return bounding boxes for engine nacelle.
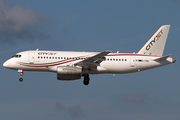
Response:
[57,66,82,80]
[57,66,82,74]
[57,74,81,80]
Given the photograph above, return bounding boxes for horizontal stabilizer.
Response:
[154,55,173,61]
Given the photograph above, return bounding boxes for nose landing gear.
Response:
[18,70,23,82]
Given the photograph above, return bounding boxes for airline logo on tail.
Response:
[146,29,163,50]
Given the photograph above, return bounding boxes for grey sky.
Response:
[0,0,49,43]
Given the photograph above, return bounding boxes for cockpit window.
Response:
[11,54,22,58]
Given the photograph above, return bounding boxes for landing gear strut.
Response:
[83,74,90,86]
[18,70,23,82]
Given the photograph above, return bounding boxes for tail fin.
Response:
[138,25,170,56]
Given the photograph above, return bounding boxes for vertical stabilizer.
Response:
[138,25,170,56]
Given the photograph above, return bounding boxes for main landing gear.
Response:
[18,70,23,82]
[83,74,90,86]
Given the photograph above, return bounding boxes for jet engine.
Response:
[57,66,82,80]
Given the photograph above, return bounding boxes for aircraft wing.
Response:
[74,51,111,70]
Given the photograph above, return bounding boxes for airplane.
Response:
[3,25,176,85]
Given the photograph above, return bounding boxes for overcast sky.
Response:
[0,0,180,120]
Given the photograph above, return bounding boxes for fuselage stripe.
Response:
[17,54,159,68]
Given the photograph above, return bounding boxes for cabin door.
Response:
[29,52,35,64]
[130,56,135,67]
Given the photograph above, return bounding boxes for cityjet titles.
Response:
[146,29,163,50]
[38,52,57,55]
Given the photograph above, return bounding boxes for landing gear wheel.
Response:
[83,74,90,86]
[19,78,23,82]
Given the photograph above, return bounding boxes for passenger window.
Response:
[55,57,57,59]
[58,57,60,59]
[119,59,121,61]
[122,59,124,61]
[49,57,51,59]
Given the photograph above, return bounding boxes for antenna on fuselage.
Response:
[36,48,39,51]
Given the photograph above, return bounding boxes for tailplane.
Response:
[138,25,170,56]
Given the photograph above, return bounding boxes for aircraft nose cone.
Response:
[3,61,9,68]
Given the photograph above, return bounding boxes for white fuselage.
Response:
[3,50,175,75]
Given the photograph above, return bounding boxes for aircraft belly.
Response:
[18,66,49,71]
[135,60,162,71]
